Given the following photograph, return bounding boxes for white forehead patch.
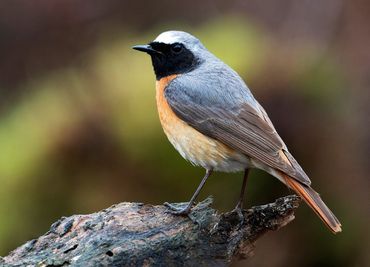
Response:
[154,31,181,44]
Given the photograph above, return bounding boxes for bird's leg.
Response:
[165,169,213,215]
[234,168,250,211]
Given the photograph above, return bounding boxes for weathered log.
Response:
[1,195,300,267]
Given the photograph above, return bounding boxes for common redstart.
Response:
[133,31,341,233]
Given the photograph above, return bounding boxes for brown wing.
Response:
[166,87,311,185]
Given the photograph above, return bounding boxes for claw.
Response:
[231,205,245,225]
[164,202,191,216]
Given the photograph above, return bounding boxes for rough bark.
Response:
[1,195,300,267]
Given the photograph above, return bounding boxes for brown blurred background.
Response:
[0,0,369,266]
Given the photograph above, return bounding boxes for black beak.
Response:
[132,44,159,54]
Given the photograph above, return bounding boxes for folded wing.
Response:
[165,76,311,185]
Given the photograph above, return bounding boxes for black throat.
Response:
[148,42,201,80]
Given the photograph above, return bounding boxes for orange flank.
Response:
[156,75,245,169]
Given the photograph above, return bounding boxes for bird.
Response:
[132,30,342,233]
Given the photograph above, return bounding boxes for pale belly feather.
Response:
[156,76,249,172]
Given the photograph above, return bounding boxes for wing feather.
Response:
[165,77,311,185]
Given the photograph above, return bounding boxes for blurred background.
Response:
[0,0,369,266]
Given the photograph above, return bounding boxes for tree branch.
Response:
[1,195,300,267]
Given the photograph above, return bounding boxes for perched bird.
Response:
[133,31,341,233]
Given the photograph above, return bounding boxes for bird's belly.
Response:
[156,76,249,172]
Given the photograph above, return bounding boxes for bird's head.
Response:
[133,31,206,80]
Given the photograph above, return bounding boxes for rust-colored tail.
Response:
[282,173,342,233]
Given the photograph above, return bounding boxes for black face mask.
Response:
[148,42,200,80]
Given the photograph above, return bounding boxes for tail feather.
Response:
[282,173,342,234]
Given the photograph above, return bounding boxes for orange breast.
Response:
[155,75,249,172]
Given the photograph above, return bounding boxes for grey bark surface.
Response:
[1,195,300,267]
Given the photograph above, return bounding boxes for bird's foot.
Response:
[231,203,245,225]
[164,202,192,216]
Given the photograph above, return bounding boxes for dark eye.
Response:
[171,44,183,54]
